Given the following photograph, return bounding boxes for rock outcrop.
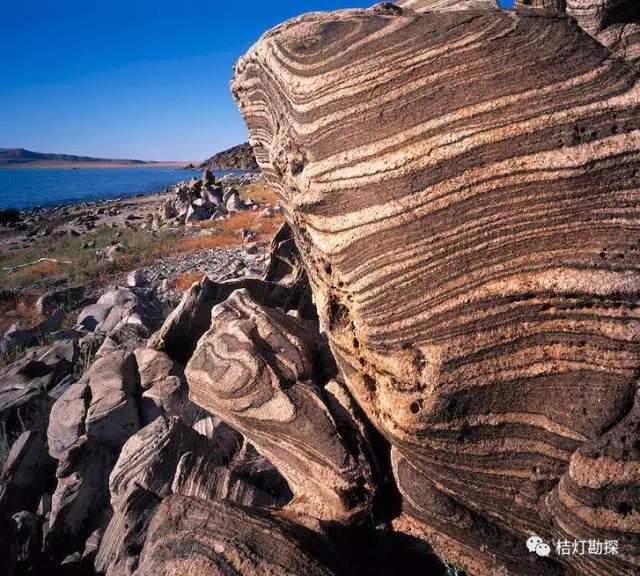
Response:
[200,142,259,171]
[135,495,347,576]
[515,0,640,71]
[186,289,378,522]
[232,2,640,574]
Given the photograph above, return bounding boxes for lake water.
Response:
[0,167,239,210]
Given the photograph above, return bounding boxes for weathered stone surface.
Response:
[47,435,116,556]
[99,415,291,574]
[0,340,74,439]
[84,351,140,450]
[186,289,377,522]
[147,276,238,364]
[233,3,640,574]
[398,0,498,10]
[0,309,66,355]
[48,381,89,459]
[36,284,85,315]
[94,486,160,576]
[149,270,313,365]
[135,495,347,576]
[172,440,293,508]
[108,416,209,509]
[515,0,566,10]
[0,431,56,519]
[133,348,186,425]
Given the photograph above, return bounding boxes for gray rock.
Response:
[0,430,56,519]
[36,285,85,315]
[48,382,90,460]
[77,302,112,331]
[225,191,244,212]
[0,309,66,355]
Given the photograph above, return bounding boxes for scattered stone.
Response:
[36,285,85,315]
[126,269,148,288]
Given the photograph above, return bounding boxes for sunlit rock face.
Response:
[232,3,640,574]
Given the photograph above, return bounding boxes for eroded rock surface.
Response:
[233,3,640,574]
[186,289,378,522]
[135,495,347,576]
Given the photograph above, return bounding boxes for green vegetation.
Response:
[0,226,176,290]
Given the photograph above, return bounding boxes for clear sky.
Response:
[0,1,515,161]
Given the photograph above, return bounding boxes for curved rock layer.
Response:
[517,0,640,71]
[135,495,347,576]
[185,289,377,523]
[397,0,498,11]
[233,4,640,575]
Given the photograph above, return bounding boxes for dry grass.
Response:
[159,209,284,257]
[2,260,70,287]
[170,272,205,291]
[0,290,44,332]
[242,183,280,204]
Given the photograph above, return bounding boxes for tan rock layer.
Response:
[186,289,377,522]
[233,4,640,575]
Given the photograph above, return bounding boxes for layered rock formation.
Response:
[515,0,640,71]
[186,289,378,522]
[232,2,640,575]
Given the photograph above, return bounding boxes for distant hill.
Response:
[0,148,149,167]
[200,143,258,171]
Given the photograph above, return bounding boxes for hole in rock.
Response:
[617,502,633,518]
[410,401,421,415]
[363,374,377,393]
[291,153,307,175]
[328,297,350,331]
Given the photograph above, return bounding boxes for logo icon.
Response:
[526,535,551,557]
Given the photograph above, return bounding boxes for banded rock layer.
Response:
[233,4,640,575]
[185,289,378,523]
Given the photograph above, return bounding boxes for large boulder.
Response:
[0,430,56,520]
[133,348,187,425]
[135,496,348,576]
[97,415,292,575]
[0,309,65,355]
[148,273,306,365]
[83,352,140,450]
[186,289,378,522]
[47,381,89,460]
[36,285,85,315]
[233,3,640,574]
[45,350,142,560]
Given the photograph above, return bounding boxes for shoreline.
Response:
[0,161,197,170]
[0,168,260,212]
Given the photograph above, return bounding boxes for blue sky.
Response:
[0,1,515,161]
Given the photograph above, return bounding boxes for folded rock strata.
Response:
[186,289,378,522]
[98,415,292,575]
[233,3,640,574]
[135,495,348,576]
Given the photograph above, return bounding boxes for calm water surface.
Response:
[0,167,239,210]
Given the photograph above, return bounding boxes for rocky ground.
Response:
[0,171,280,333]
[3,2,640,576]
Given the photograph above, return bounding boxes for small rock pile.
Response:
[160,169,261,226]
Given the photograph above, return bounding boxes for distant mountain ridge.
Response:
[0,148,149,167]
[200,143,258,171]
